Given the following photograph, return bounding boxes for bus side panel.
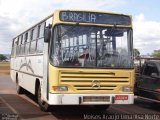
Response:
[18,72,36,94]
[17,55,43,94]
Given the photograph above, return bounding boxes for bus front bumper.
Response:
[48,93,134,105]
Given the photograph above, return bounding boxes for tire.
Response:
[37,85,50,112]
[92,105,110,111]
[16,75,24,94]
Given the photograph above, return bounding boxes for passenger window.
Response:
[30,41,36,54]
[19,36,21,45]
[30,27,37,40]
[36,22,45,53]
[29,27,37,54]
[37,25,41,38]
[22,34,25,44]
[33,27,38,40]
[25,32,30,55]
[20,34,25,55]
[30,29,34,40]
[25,32,28,42]
[16,37,20,56]
[36,38,44,53]
[39,23,45,38]
[37,23,45,38]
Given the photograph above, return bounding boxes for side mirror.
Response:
[44,24,51,43]
[151,73,158,77]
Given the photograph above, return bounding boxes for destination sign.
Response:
[60,11,131,25]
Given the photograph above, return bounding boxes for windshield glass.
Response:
[50,25,133,68]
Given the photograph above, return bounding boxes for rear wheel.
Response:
[16,75,24,94]
[37,85,50,112]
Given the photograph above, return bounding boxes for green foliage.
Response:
[133,48,140,57]
[152,51,160,58]
[0,54,7,61]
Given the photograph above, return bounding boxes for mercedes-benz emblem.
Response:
[92,80,100,89]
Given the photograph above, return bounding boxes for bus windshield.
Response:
[50,24,133,68]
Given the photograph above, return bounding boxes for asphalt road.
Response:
[0,75,160,120]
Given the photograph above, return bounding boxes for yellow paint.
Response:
[49,63,135,94]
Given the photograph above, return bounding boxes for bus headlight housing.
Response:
[52,86,68,91]
[122,86,133,92]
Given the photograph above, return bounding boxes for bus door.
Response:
[42,16,53,101]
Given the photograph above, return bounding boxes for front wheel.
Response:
[37,85,50,112]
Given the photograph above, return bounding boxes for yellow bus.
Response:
[10,10,134,111]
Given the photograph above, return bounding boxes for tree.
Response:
[133,48,140,58]
[152,50,160,58]
[0,54,7,61]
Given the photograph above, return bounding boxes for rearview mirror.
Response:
[104,30,123,37]
[44,24,51,43]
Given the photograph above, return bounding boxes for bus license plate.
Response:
[83,96,110,102]
[115,95,128,100]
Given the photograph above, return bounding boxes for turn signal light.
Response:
[52,86,68,91]
[122,86,133,92]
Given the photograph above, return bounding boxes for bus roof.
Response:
[55,9,131,17]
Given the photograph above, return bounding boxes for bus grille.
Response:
[59,71,130,91]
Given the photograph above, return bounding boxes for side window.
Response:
[38,23,45,38]
[20,35,22,55]
[37,25,41,38]
[25,32,28,42]
[143,63,159,76]
[33,27,37,40]
[37,22,45,53]
[21,34,25,55]
[16,37,20,56]
[30,29,34,40]
[25,32,30,55]
[18,35,22,55]
[29,27,37,54]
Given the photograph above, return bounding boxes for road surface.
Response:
[0,75,160,120]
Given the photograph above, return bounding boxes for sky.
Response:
[0,0,160,55]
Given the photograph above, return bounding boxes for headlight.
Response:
[52,86,68,91]
[122,86,133,92]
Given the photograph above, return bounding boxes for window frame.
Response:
[143,63,159,76]
[29,26,38,54]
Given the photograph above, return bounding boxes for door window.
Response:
[143,63,159,76]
